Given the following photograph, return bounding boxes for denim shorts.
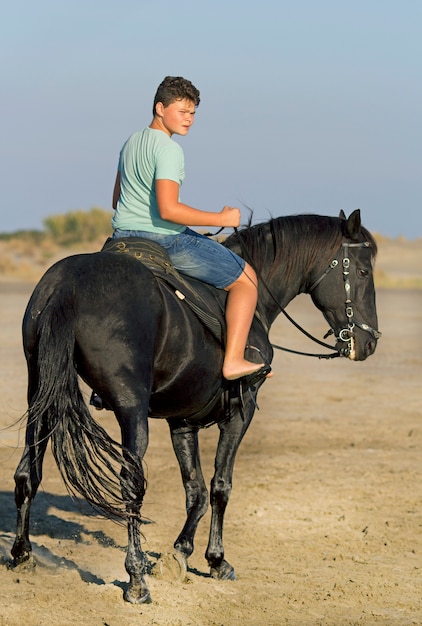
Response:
[113,227,245,289]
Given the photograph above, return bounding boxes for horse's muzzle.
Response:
[336,334,378,361]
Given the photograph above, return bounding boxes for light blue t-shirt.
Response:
[112,127,186,234]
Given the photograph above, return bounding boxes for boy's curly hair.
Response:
[153,76,200,115]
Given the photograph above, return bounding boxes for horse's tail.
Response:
[28,291,143,520]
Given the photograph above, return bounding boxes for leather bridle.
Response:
[232,228,382,359]
[306,240,382,358]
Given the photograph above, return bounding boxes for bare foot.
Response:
[222,360,272,381]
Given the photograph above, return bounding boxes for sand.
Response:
[0,239,421,626]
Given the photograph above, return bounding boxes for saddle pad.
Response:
[102,237,177,275]
[101,237,224,343]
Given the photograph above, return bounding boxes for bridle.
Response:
[305,240,382,357]
[232,229,382,360]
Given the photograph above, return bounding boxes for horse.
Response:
[11,209,380,604]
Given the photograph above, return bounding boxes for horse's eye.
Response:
[358,269,369,278]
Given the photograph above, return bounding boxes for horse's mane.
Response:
[224,213,377,285]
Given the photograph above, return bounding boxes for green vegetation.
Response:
[43,207,113,245]
[0,208,114,280]
[0,207,113,245]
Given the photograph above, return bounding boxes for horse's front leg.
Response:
[205,398,255,580]
[168,422,209,566]
[116,407,151,604]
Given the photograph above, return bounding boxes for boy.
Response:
[112,76,271,382]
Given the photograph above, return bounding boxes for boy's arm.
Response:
[112,172,121,210]
[155,179,240,228]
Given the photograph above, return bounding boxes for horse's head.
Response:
[308,209,381,361]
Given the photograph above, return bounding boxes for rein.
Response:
[231,228,380,360]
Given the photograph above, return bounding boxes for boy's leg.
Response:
[222,264,271,381]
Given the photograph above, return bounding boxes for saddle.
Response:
[101,237,225,344]
[92,237,270,421]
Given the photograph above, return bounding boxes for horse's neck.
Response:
[227,220,321,328]
[255,243,308,330]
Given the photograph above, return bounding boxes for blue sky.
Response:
[2,1,421,238]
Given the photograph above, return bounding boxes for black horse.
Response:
[12,210,380,603]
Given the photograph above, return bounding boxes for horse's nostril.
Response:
[366,341,376,355]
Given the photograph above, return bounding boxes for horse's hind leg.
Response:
[115,406,151,604]
[168,423,209,566]
[12,414,49,566]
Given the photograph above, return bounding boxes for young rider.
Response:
[111,76,271,382]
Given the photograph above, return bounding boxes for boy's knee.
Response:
[243,264,258,286]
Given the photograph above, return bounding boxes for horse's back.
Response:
[27,250,160,305]
[23,252,162,352]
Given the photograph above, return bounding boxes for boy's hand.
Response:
[220,206,241,228]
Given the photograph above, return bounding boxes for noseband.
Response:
[309,240,382,356]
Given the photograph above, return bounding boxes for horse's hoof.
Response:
[210,559,236,580]
[8,545,36,572]
[10,553,36,571]
[123,586,152,604]
[154,551,188,582]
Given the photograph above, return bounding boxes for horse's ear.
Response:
[344,209,361,240]
[339,209,346,220]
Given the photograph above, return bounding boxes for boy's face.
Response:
[155,98,196,137]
